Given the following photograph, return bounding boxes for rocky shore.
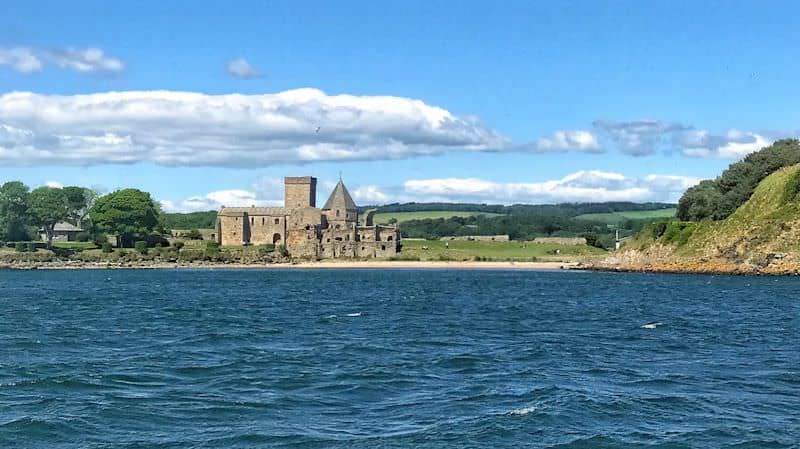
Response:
[583,247,800,276]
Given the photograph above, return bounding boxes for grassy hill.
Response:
[373,211,502,225]
[611,164,800,273]
[575,208,676,225]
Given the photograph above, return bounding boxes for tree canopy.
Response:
[28,187,70,248]
[0,181,32,241]
[89,189,160,244]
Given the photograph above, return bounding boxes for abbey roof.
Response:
[322,180,357,211]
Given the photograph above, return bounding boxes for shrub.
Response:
[26,242,37,252]
[185,229,203,240]
[134,241,148,255]
[75,232,91,242]
[256,243,275,254]
[277,245,289,257]
[173,241,185,251]
[102,242,113,253]
[15,242,26,252]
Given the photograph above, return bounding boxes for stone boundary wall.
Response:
[440,235,510,242]
[532,237,587,245]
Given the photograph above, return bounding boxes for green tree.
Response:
[89,189,160,247]
[0,181,31,241]
[62,186,97,228]
[28,187,70,249]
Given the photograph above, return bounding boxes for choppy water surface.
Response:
[1,269,798,448]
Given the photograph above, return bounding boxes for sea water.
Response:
[1,269,798,448]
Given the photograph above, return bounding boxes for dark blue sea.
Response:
[1,269,798,448]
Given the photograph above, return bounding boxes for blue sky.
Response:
[1,1,798,211]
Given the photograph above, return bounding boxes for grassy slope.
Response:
[372,211,502,224]
[401,239,606,261]
[675,164,800,261]
[575,208,676,224]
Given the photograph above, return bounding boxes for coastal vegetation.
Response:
[605,139,800,274]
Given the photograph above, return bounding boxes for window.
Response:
[336,209,340,217]
[381,245,386,251]
[274,218,280,224]
[305,225,310,230]
[261,217,265,225]
[387,235,393,241]
[335,224,341,230]
[345,235,349,241]
[251,217,254,225]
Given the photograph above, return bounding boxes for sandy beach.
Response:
[2,260,581,271]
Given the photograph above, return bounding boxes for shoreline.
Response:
[0,260,582,271]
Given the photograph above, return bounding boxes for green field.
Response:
[574,208,677,225]
[373,211,502,225]
[399,239,606,261]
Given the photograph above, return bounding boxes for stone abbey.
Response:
[216,177,400,258]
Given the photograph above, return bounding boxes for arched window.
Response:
[273,233,282,245]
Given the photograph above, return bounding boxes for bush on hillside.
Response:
[677,139,800,221]
[15,242,26,252]
[173,241,185,251]
[102,242,113,253]
[26,242,37,252]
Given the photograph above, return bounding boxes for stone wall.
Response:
[532,237,587,245]
[440,235,510,242]
[218,214,245,246]
[284,176,317,208]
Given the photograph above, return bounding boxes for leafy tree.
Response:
[89,189,160,247]
[0,181,31,241]
[28,187,70,249]
[62,186,97,228]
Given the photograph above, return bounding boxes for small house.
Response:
[41,222,83,242]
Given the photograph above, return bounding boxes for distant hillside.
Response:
[575,208,677,225]
[373,210,503,225]
[606,164,800,274]
[369,201,676,217]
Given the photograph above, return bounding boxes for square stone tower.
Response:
[284,176,317,208]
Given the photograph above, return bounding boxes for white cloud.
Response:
[0,47,123,74]
[351,185,389,204]
[226,58,260,79]
[49,48,124,73]
[161,189,282,213]
[593,120,689,156]
[0,47,43,73]
[403,170,701,204]
[534,130,602,153]
[0,89,509,167]
[44,180,63,188]
[681,129,771,158]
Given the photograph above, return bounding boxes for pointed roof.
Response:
[323,180,357,211]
